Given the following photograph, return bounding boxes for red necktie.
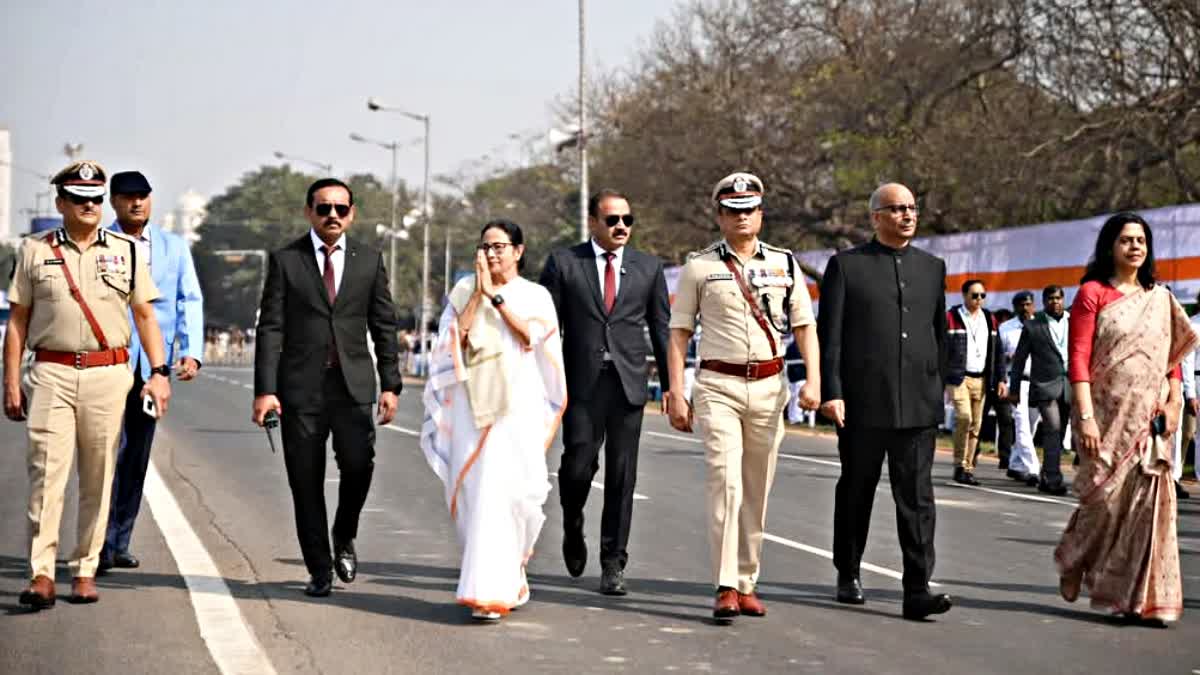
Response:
[603,252,617,314]
[322,245,339,303]
[322,245,340,366]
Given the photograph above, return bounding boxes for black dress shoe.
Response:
[599,565,627,596]
[902,592,952,620]
[997,460,1009,471]
[113,551,140,569]
[304,572,333,597]
[1038,482,1068,496]
[563,528,587,578]
[1176,481,1191,500]
[836,576,865,605]
[333,538,357,583]
[953,467,965,482]
[97,556,114,576]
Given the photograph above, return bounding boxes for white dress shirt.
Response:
[961,306,988,373]
[591,239,624,298]
[1046,311,1069,366]
[310,229,347,294]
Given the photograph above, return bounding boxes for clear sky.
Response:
[0,0,681,228]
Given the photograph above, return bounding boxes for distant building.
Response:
[161,189,207,244]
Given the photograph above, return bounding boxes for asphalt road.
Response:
[1,366,1197,674]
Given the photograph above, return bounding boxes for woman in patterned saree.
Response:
[1055,212,1197,625]
[421,220,567,621]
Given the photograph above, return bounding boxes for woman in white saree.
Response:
[421,220,567,621]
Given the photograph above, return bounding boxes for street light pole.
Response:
[272,151,333,175]
[578,0,588,243]
[368,97,433,374]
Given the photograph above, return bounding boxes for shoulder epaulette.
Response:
[761,242,792,255]
[686,241,723,261]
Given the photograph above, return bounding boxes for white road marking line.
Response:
[762,532,941,587]
[383,424,420,437]
[647,431,699,444]
[779,453,841,468]
[546,472,648,501]
[144,460,277,675]
[943,481,1075,506]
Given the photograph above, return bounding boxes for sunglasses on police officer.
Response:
[603,214,635,227]
[314,203,351,218]
[65,194,104,206]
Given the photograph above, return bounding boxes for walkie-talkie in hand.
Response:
[263,410,280,453]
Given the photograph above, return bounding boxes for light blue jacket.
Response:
[108,223,205,378]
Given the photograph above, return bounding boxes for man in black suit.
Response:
[818,182,953,620]
[252,178,402,597]
[1008,285,1071,496]
[539,189,671,595]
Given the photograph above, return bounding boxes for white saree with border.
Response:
[420,276,566,615]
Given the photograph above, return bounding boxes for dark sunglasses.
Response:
[720,205,760,216]
[66,194,104,206]
[604,214,635,227]
[477,242,513,254]
[875,204,919,215]
[314,203,351,218]
[970,292,987,299]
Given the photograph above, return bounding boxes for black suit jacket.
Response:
[539,242,671,406]
[254,233,402,411]
[1008,312,1071,405]
[818,239,947,429]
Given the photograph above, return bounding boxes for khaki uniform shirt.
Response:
[669,240,814,363]
[7,228,159,352]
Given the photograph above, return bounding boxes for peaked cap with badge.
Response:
[711,172,764,209]
[51,160,108,198]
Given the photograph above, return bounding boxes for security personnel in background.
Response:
[2,161,171,609]
[666,172,820,624]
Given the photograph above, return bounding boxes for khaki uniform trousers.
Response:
[692,370,789,593]
[23,361,132,578]
[951,376,985,471]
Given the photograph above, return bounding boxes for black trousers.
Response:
[558,366,644,569]
[1036,396,1070,488]
[281,367,375,576]
[994,397,1014,467]
[833,426,937,594]
[103,373,158,558]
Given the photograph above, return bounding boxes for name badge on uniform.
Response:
[96,254,128,280]
[748,268,793,288]
[42,259,64,266]
[705,272,734,281]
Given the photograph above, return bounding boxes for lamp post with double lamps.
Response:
[349,132,405,300]
[367,97,432,373]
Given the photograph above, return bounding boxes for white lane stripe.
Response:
[384,424,420,437]
[144,461,277,675]
[763,533,941,587]
[546,472,649,501]
[779,453,841,468]
[647,431,699,444]
[942,481,1075,506]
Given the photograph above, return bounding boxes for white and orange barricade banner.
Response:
[664,204,1200,309]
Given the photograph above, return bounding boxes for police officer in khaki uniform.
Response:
[666,172,820,623]
[2,161,171,609]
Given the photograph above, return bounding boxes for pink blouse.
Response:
[1068,280,1182,383]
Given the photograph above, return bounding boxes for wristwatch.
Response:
[491,294,505,308]
[149,364,171,378]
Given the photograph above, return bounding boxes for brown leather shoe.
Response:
[713,587,740,623]
[737,591,766,617]
[18,575,56,609]
[69,577,99,604]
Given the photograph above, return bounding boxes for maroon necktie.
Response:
[321,244,339,303]
[322,245,340,367]
[603,252,616,314]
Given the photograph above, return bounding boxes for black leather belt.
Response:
[965,371,984,378]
